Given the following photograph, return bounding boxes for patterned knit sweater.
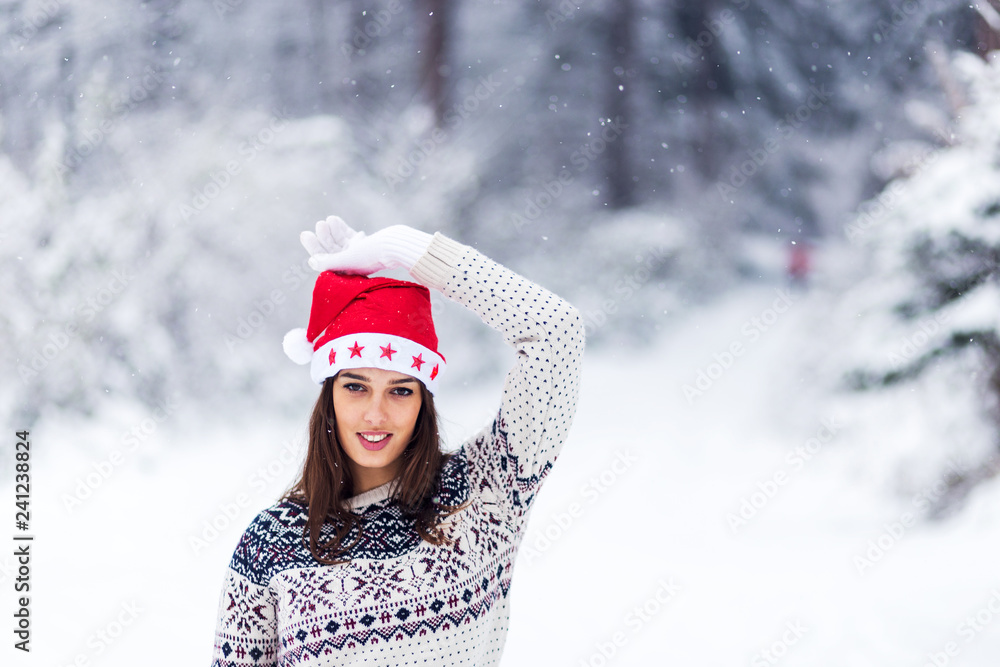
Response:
[211,233,585,666]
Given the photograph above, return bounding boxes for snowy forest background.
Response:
[3,0,1000,664]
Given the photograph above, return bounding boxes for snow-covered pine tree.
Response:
[838,51,1000,511]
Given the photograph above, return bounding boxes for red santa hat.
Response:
[283,271,445,394]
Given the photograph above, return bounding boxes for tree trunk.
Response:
[606,0,634,208]
[421,0,450,125]
[309,0,332,112]
[674,0,733,178]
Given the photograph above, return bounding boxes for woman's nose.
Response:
[363,395,387,424]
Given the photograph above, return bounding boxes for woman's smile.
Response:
[358,431,392,451]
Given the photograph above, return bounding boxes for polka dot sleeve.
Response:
[410,233,586,512]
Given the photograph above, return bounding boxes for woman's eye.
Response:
[392,387,413,396]
[343,383,365,393]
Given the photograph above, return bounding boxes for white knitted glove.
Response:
[301,216,433,275]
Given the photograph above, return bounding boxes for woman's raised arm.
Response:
[408,232,586,514]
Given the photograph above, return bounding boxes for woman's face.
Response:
[332,367,423,494]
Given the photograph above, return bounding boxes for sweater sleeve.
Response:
[210,513,281,667]
[409,233,585,513]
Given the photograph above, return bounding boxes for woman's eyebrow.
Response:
[340,372,415,385]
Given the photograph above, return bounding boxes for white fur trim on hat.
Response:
[310,333,445,394]
[282,328,314,365]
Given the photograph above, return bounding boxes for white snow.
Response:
[4,269,1000,666]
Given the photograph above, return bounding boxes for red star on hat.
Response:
[430,364,439,380]
[329,349,337,365]
[411,354,425,370]
[380,343,397,360]
[349,341,364,358]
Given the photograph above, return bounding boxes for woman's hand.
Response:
[300,216,433,275]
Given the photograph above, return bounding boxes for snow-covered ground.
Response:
[3,258,1000,666]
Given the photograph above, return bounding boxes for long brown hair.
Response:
[284,373,464,565]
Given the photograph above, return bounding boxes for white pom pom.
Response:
[282,328,314,365]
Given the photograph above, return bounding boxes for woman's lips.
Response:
[358,432,391,451]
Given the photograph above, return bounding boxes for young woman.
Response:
[211,216,585,666]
